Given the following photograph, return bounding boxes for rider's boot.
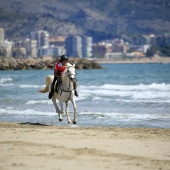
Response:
[75,89,78,97]
[48,76,57,99]
[73,81,78,97]
[48,92,53,99]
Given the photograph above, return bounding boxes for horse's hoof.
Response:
[68,121,71,124]
[59,118,63,122]
[73,120,77,124]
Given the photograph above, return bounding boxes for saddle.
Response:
[54,76,78,97]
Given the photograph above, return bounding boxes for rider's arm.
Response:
[54,69,60,78]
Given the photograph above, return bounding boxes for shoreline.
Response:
[0,122,170,170]
[93,57,170,64]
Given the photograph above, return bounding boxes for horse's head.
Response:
[61,63,77,89]
[67,63,76,81]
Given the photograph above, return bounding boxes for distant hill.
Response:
[0,0,170,42]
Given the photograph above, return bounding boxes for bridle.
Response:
[67,66,77,82]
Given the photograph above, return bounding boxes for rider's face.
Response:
[61,60,67,66]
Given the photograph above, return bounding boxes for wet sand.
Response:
[0,122,170,170]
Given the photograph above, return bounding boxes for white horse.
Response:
[39,63,77,124]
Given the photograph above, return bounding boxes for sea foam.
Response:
[0,107,55,116]
[26,100,53,105]
[0,77,12,84]
[80,83,170,91]
[79,83,170,101]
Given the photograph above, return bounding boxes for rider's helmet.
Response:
[60,55,68,61]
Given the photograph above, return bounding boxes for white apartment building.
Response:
[4,40,13,57]
[0,28,5,47]
[31,40,38,58]
[82,36,93,58]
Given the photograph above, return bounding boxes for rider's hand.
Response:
[57,76,62,81]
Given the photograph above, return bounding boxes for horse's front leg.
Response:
[58,101,65,122]
[52,97,63,122]
[65,101,71,124]
[71,98,77,124]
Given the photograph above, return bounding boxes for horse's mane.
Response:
[67,63,72,67]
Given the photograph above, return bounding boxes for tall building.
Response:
[0,28,5,47]
[31,40,38,58]
[30,30,49,56]
[4,40,13,57]
[149,34,157,45]
[66,35,82,58]
[65,35,93,58]
[82,36,92,58]
[25,38,31,57]
[36,30,44,48]
[41,31,49,47]
[73,36,82,58]
[30,31,37,40]
[65,36,74,57]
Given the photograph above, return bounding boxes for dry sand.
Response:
[0,122,170,170]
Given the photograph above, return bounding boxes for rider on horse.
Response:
[48,55,78,99]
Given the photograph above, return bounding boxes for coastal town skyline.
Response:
[0,27,170,59]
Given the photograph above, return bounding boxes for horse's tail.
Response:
[38,75,54,93]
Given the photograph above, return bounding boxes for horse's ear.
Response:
[72,63,75,68]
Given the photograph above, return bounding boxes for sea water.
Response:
[0,63,170,128]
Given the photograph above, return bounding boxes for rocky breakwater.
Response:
[0,58,102,70]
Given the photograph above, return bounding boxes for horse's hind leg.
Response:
[65,101,71,124]
[52,98,63,122]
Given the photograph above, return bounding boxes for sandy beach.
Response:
[0,122,170,170]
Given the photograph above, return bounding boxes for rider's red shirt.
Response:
[54,62,66,75]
